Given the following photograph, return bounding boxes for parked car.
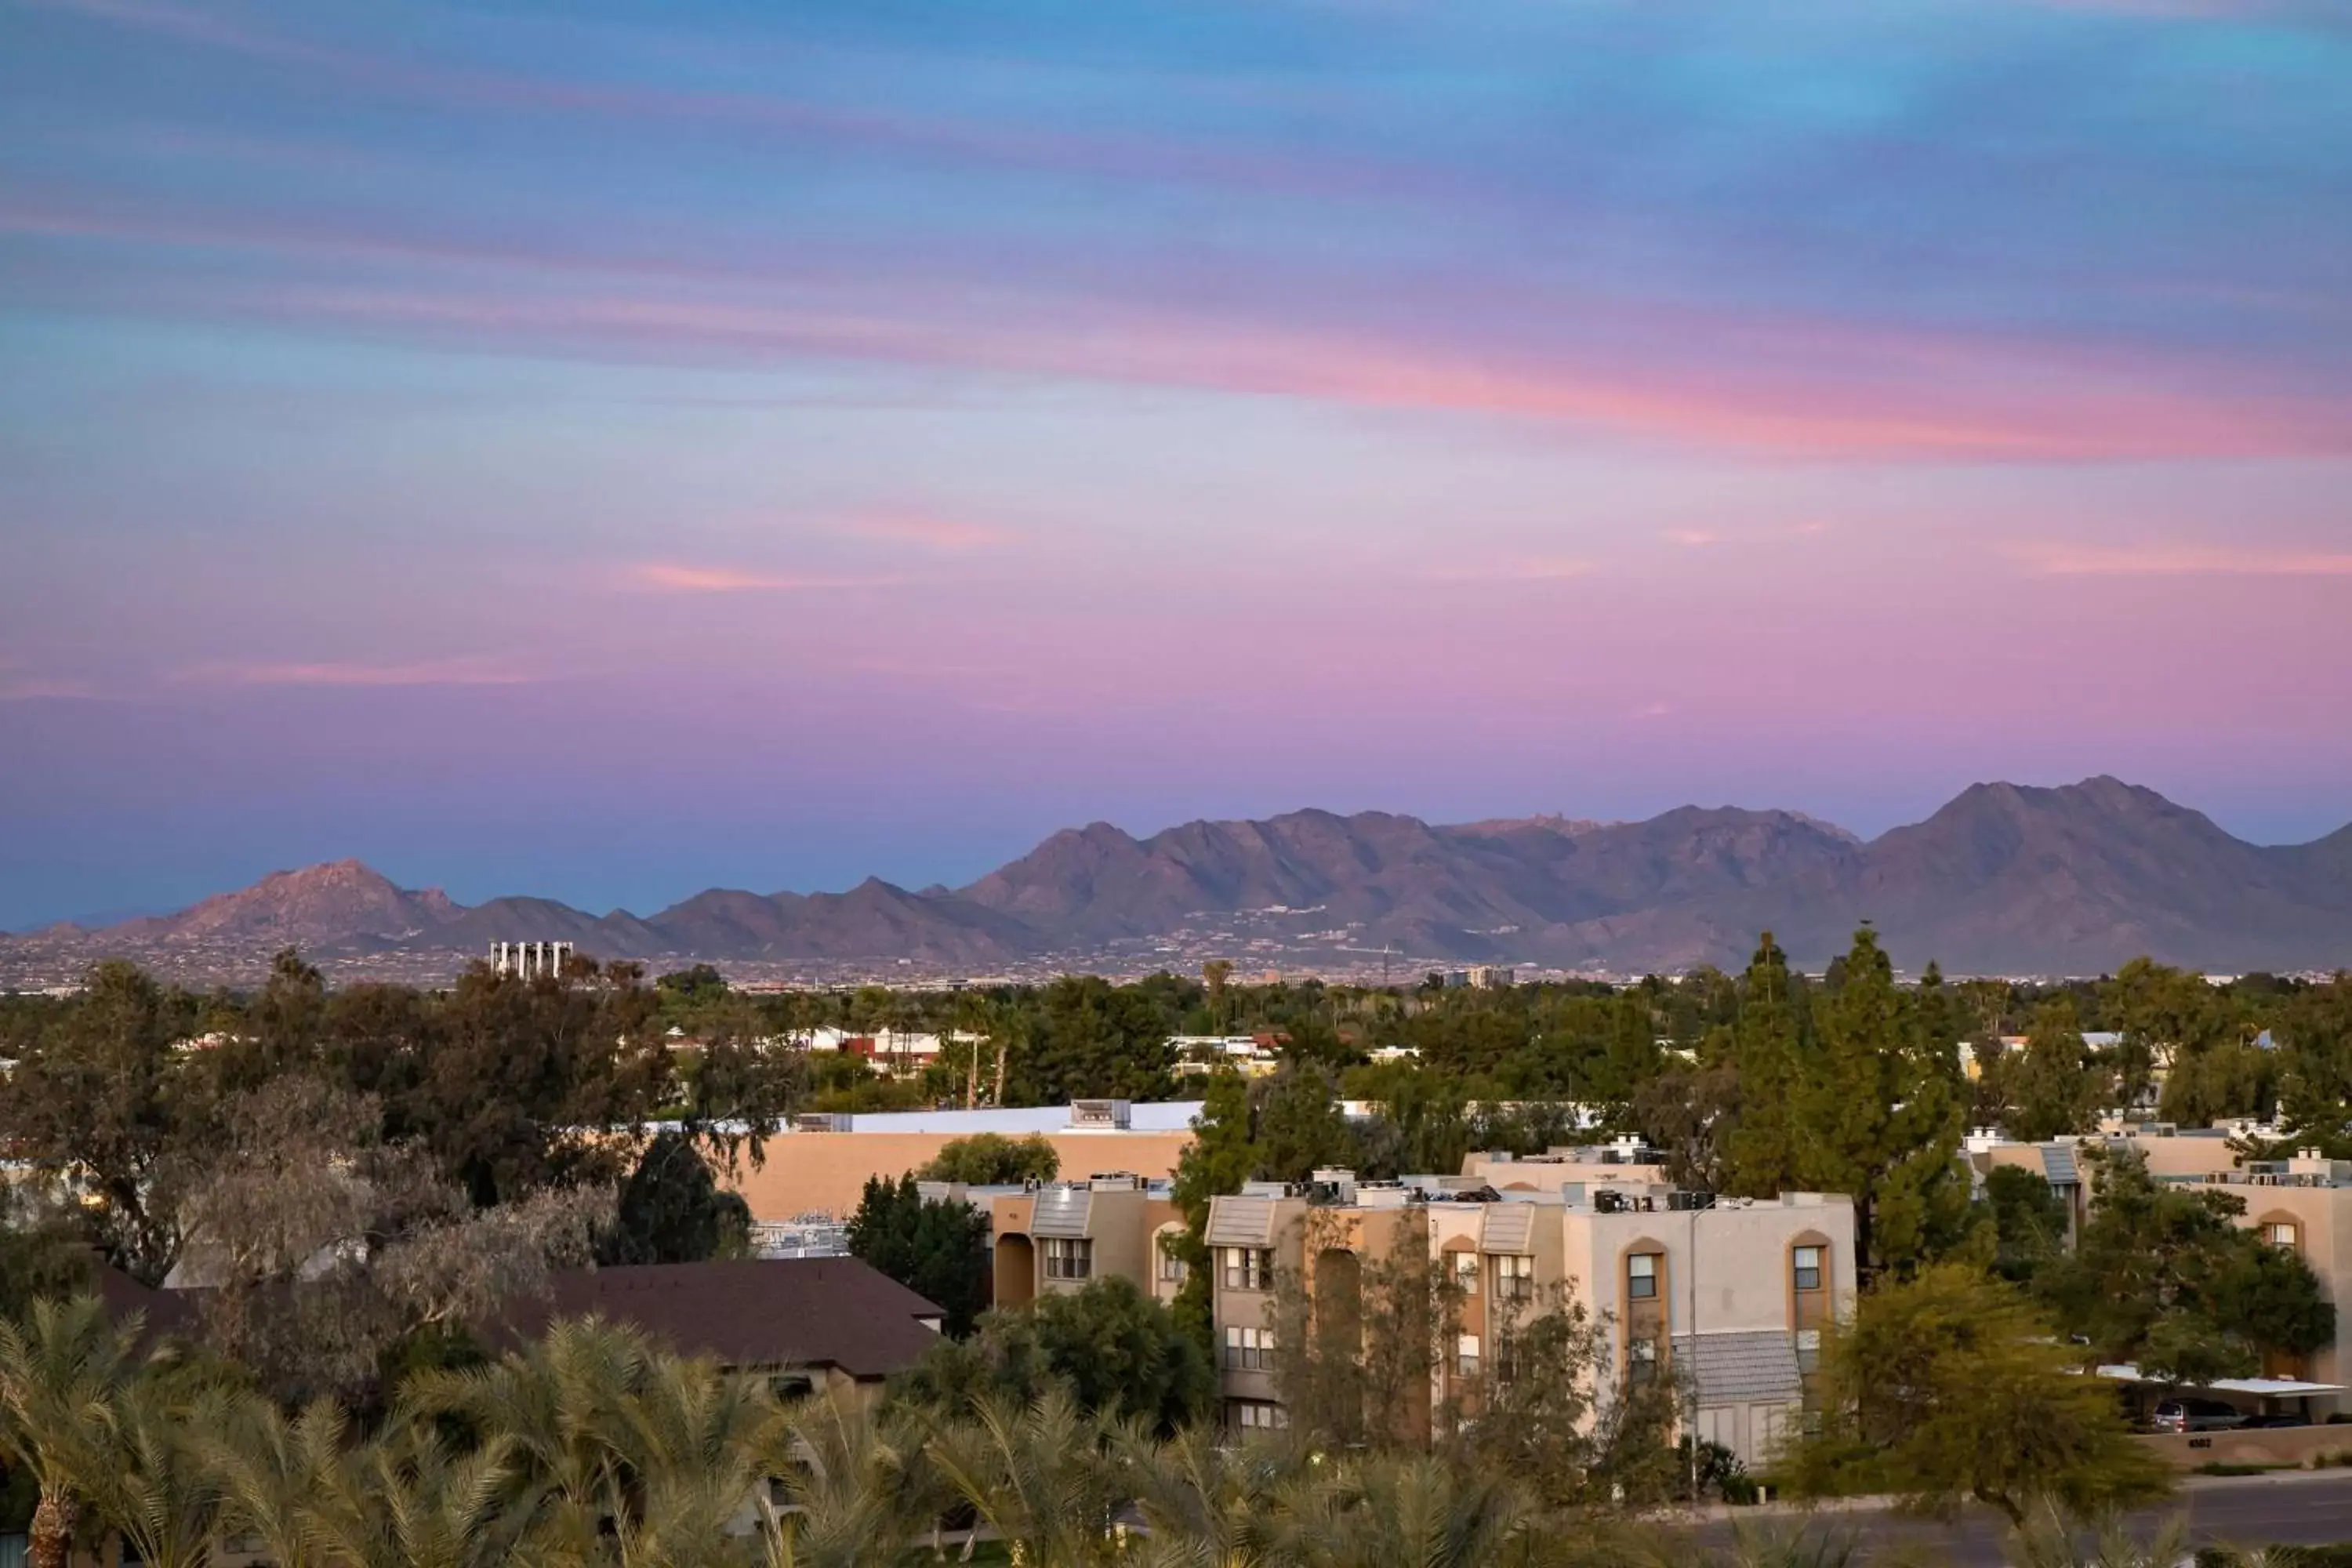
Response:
[2151,1397,2249,1433]
[2241,1412,2310,1428]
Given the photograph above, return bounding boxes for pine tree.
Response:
[1792,928,1970,1279]
[1723,933,1805,1200]
[1168,1071,1256,1352]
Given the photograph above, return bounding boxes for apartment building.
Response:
[988,1174,1187,1310]
[1966,1127,2349,1417]
[1203,1172,1857,1464]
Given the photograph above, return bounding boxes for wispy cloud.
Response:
[1664,528,1721,548]
[0,675,107,701]
[172,657,536,688]
[2012,543,2352,576]
[828,513,1009,553]
[630,562,903,593]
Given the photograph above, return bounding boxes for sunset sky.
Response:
[4,0,2350,927]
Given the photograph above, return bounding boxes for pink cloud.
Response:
[0,675,107,702]
[240,281,2351,465]
[172,657,535,688]
[630,562,903,593]
[1664,528,1721,548]
[14,199,2348,465]
[829,513,1009,552]
[2012,543,2352,577]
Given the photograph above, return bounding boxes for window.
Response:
[1158,1237,1189,1283]
[1627,1252,1660,1301]
[1795,1328,1822,1377]
[1229,1400,1287,1432]
[1221,1247,1274,1290]
[1628,1335,1659,1384]
[1495,1254,1534,1301]
[1792,1245,1824,1294]
[2267,1221,2301,1250]
[1456,1334,1482,1379]
[1044,1237,1093,1280]
[1452,1250,1480,1296]
[1224,1325,1274,1371]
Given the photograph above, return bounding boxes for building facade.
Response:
[1202,1172,1857,1465]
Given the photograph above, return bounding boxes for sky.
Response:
[3,0,2351,927]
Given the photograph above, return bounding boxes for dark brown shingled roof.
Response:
[505,1258,946,1381]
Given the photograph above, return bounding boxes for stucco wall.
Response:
[721,1129,1194,1221]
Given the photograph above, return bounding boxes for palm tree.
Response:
[602,1347,776,1566]
[1117,1424,1292,1567]
[202,1393,351,1568]
[0,1295,147,1568]
[760,1394,937,1568]
[1262,1453,1543,1568]
[2002,1501,2192,1568]
[300,1427,528,1568]
[89,1378,234,1568]
[924,1392,1124,1568]
[402,1315,660,1556]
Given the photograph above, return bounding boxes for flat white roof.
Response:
[2097,1364,2347,1398]
[809,1102,1205,1135]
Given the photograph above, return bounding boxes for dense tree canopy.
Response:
[845,1174,993,1338]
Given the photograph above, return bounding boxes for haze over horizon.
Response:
[5,0,2350,931]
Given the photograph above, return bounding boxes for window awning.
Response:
[2096,1363,2347,1398]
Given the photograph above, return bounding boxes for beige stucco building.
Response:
[1202,1172,1857,1465]
[988,1174,1187,1309]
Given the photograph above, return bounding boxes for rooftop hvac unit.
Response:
[1069,1098,1133,1130]
[792,1112,853,1133]
[1668,1190,1716,1211]
[1593,1189,1626,1214]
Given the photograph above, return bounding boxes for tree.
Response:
[1267,1210,1458,1454]
[900,1277,1214,1436]
[1203,960,1236,1031]
[89,1378,234,1568]
[2035,1148,2332,1387]
[0,1296,151,1568]
[924,1390,1125,1568]
[1790,930,1971,1279]
[1009,976,1176,1105]
[1978,1166,2071,1287]
[1998,999,2106,1142]
[846,1174,991,1337]
[1444,1283,1612,1509]
[1723,934,1805,1200]
[1250,1061,1356,1185]
[916,1133,1062,1186]
[597,1130,753,1265]
[0,1179,91,1324]
[1632,1062,1741,1192]
[1785,1264,2170,1528]
[761,1396,938,1568]
[1169,1071,1257,1352]
[176,1077,610,1403]
[0,960,208,1283]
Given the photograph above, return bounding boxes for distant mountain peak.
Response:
[13,778,2348,981]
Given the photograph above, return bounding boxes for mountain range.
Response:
[9,778,2350,978]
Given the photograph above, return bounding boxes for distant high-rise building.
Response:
[491,940,573,979]
[1469,965,1515,989]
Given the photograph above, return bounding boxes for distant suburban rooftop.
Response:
[805,1102,1203,1134]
